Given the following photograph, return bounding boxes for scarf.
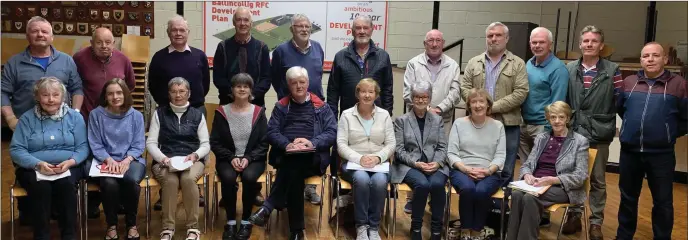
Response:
[34,103,70,121]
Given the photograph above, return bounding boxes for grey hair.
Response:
[411,80,433,101]
[530,27,553,42]
[233,7,252,22]
[26,16,52,34]
[580,25,605,43]
[228,73,255,102]
[485,22,509,36]
[352,15,373,28]
[168,77,191,93]
[33,76,67,102]
[291,14,311,26]
[286,66,309,82]
[167,14,189,33]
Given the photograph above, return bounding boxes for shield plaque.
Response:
[52,22,64,34]
[101,23,112,31]
[144,12,152,23]
[40,7,48,17]
[89,23,99,33]
[113,24,123,36]
[128,12,138,21]
[65,8,74,19]
[15,21,23,31]
[66,23,74,33]
[27,7,35,16]
[53,8,61,19]
[102,10,110,21]
[90,9,99,20]
[77,22,88,34]
[114,10,124,22]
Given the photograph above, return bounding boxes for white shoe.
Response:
[368,228,382,240]
[356,225,369,240]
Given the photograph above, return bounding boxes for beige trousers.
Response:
[518,123,546,161]
[151,161,205,230]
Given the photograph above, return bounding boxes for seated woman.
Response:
[506,101,589,240]
[447,88,505,240]
[211,73,268,240]
[392,80,448,240]
[338,78,395,240]
[147,77,210,240]
[87,78,146,240]
[10,77,89,239]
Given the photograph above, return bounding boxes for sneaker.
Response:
[304,185,321,205]
[403,198,413,214]
[356,225,369,240]
[368,228,382,240]
[561,212,582,235]
[335,194,352,208]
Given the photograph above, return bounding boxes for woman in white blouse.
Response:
[337,78,396,240]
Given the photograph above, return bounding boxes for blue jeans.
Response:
[501,125,521,187]
[450,170,501,231]
[403,169,447,233]
[342,163,389,230]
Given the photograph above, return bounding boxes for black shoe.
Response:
[539,216,551,228]
[219,198,225,208]
[430,232,442,240]
[289,230,304,240]
[199,195,205,207]
[236,223,252,240]
[222,224,236,240]
[248,207,270,227]
[153,199,162,211]
[88,208,101,219]
[410,229,422,240]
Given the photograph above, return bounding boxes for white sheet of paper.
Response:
[508,180,548,193]
[169,156,193,172]
[36,170,71,181]
[345,162,390,173]
[127,25,140,36]
[88,160,124,178]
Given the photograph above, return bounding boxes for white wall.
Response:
[656,1,688,62]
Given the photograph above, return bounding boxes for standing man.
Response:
[148,15,211,210]
[1,16,83,225]
[565,25,623,239]
[149,15,210,113]
[73,26,136,219]
[459,22,528,191]
[213,7,271,107]
[615,42,687,240]
[519,27,569,163]
[270,13,325,205]
[73,27,135,123]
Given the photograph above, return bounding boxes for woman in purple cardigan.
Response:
[87,78,146,240]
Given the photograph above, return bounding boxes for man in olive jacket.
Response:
[460,22,528,192]
[565,25,623,240]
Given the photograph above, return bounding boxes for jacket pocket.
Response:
[665,123,671,143]
[589,113,616,141]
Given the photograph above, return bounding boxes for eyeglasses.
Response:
[425,39,444,44]
[169,90,188,96]
[413,96,429,101]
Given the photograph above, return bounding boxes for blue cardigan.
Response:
[88,106,146,164]
[10,108,89,169]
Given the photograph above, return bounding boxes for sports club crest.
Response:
[114,10,124,22]
[101,23,112,31]
[65,8,74,19]
[102,10,110,21]
[128,12,138,21]
[130,1,139,8]
[77,22,88,34]
[144,12,152,23]
[117,1,126,7]
[105,2,115,7]
[3,21,11,32]
[144,1,152,8]
[66,23,74,33]
[15,7,23,17]
[77,8,87,20]
[53,8,61,19]
[90,9,99,20]
[113,24,123,36]
[1,6,10,17]
[15,21,23,31]
[89,23,99,33]
[27,7,35,16]
[52,22,64,34]
[40,7,48,17]
[144,26,151,36]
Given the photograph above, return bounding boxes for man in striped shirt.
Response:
[565,25,623,240]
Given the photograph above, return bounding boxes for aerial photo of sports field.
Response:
[213,14,322,51]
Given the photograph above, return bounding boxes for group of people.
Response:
[1,6,685,240]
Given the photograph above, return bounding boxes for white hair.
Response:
[411,80,433,101]
[167,15,189,32]
[286,66,309,82]
[485,22,509,36]
[233,7,252,22]
[291,14,310,26]
[530,27,553,42]
[352,15,373,28]
[168,77,191,92]
[26,16,52,34]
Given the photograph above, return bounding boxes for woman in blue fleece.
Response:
[87,78,146,240]
[10,77,89,240]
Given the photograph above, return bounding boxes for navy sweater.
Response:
[213,36,271,106]
[271,40,325,99]
[148,46,210,108]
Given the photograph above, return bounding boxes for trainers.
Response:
[589,224,604,240]
[304,185,321,205]
[404,198,412,214]
[335,194,352,208]
[561,212,582,235]
[356,225,369,240]
[368,228,382,240]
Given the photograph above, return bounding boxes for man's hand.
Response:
[294,138,313,149]
[430,107,442,115]
[415,162,428,170]
[55,159,77,174]
[424,162,440,174]
[524,174,536,185]
[37,161,58,175]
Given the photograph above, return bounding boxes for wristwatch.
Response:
[74,109,80,112]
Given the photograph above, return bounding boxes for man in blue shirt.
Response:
[519,27,568,163]
[270,14,325,205]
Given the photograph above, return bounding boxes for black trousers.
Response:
[16,167,78,240]
[616,150,675,240]
[264,153,321,231]
[98,161,146,228]
[216,160,266,221]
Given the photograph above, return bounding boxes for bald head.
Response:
[425,29,443,40]
[640,42,667,77]
[91,27,115,60]
[233,7,252,36]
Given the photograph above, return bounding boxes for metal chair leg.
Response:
[84,181,89,240]
[265,171,272,234]
[386,185,393,240]
[392,184,398,239]
[317,175,325,234]
[445,182,452,239]
[583,206,589,240]
[335,179,341,239]
[499,187,506,240]
[557,206,570,240]
[203,174,209,233]
[76,181,82,240]
[328,175,334,223]
[212,180,218,231]
[10,188,15,240]
[145,176,151,239]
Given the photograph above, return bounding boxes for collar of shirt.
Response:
[530,52,553,67]
[426,54,442,65]
[484,52,506,64]
[235,35,252,44]
[291,93,311,104]
[292,39,311,54]
[90,47,112,64]
[581,62,598,73]
[167,44,191,53]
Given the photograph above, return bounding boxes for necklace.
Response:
[470,117,486,129]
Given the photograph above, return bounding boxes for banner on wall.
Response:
[203,1,388,71]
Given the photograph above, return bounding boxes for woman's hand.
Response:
[240,158,249,169]
[360,156,375,168]
[104,158,121,174]
[161,157,171,167]
[533,176,558,187]
[55,159,76,174]
[118,158,132,174]
[36,161,57,175]
[524,174,536,185]
[185,153,199,162]
[231,158,243,172]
